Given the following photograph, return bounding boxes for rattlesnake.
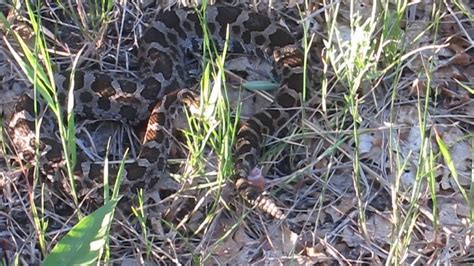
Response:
[8,5,307,220]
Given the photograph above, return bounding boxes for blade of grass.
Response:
[433,127,472,221]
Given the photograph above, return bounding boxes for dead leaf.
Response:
[366,214,393,244]
[341,227,363,247]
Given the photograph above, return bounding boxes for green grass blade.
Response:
[433,128,471,220]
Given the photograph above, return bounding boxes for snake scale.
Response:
[8,5,306,220]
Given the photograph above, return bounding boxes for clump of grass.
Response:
[2,1,78,255]
[321,0,471,263]
[2,2,122,263]
[178,1,239,247]
[324,0,388,240]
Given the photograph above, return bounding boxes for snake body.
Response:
[9,5,306,219]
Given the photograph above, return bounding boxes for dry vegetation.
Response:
[0,0,472,264]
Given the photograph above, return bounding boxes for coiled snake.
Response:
[8,5,307,220]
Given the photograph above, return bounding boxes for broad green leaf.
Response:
[43,199,119,265]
